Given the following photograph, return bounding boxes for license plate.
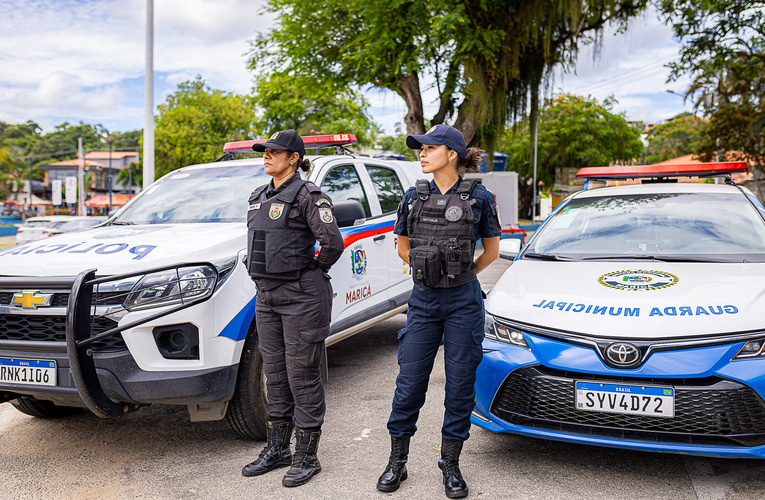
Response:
[0,358,57,386]
[575,381,674,418]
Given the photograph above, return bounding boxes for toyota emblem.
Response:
[605,342,641,367]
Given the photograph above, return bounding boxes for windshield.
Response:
[112,164,270,224]
[526,191,765,263]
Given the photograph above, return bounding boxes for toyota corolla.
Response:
[472,161,765,458]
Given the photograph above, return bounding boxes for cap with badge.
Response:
[252,129,306,159]
[406,124,467,159]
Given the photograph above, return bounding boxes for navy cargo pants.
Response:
[387,279,485,442]
[255,266,332,429]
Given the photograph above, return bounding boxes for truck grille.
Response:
[0,314,125,352]
[0,291,124,307]
[490,365,765,447]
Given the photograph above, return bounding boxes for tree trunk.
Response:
[394,72,425,135]
[453,95,480,147]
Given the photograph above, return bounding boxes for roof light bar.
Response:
[576,162,749,180]
[223,133,358,154]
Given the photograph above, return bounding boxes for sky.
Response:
[0,0,695,138]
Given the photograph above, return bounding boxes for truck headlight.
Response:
[732,339,765,360]
[485,314,529,348]
[123,264,217,311]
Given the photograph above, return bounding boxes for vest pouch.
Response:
[410,245,442,287]
[444,239,462,278]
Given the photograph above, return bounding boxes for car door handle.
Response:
[373,234,386,242]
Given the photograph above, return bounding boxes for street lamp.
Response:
[107,136,114,213]
[27,153,33,221]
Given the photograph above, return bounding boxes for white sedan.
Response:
[15,216,106,244]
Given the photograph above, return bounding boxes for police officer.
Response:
[377,125,500,498]
[242,129,344,487]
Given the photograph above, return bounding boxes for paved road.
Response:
[2,257,765,499]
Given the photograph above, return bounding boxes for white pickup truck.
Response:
[0,134,422,439]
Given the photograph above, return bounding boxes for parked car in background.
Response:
[15,216,107,244]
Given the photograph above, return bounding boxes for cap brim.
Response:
[252,140,291,152]
[406,134,445,150]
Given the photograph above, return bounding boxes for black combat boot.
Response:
[241,420,293,477]
[376,436,410,492]
[282,428,322,487]
[438,438,468,498]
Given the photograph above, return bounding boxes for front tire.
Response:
[226,325,268,440]
[11,398,83,419]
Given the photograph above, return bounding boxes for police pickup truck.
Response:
[0,134,419,439]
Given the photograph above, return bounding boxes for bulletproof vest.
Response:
[407,179,477,288]
[246,178,316,280]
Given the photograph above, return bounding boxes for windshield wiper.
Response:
[581,254,729,263]
[110,221,135,226]
[522,252,574,261]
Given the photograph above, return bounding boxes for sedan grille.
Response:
[490,365,765,447]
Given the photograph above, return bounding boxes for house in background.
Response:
[40,151,140,195]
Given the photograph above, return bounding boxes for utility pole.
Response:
[26,153,33,221]
[107,136,114,213]
[143,0,155,189]
[78,137,85,216]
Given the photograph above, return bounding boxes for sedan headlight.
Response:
[485,314,529,348]
[123,264,217,311]
[732,339,765,360]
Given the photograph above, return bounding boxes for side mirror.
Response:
[499,238,521,260]
[332,200,366,228]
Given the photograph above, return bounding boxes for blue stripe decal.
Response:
[218,295,258,341]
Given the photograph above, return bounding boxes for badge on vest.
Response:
[248,203,261,211]
[318,207,334,223]
[445,206,463,222]
[269,203,285,220]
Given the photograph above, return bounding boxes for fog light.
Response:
[153,323,199,360]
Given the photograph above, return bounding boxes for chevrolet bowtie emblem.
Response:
[11,290,54,309]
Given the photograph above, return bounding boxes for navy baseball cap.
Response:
[406,124,467,159]
[252,129,306,159]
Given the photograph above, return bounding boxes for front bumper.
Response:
[473,331,765,459]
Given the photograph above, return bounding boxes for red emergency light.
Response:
[576,161,749,180]
[223,133,358,154]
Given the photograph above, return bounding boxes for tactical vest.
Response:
[246,178,316,281]
[406,179,478,288]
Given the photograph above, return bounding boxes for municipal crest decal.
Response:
[351,244,367,280]
[598,269,679,291]
[269,203,285,220]
[318,207,334,223]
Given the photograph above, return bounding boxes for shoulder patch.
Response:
[315,198,332,207]
[318,207,334,223]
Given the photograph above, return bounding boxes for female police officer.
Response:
[242,129,343,487]
[377,125,500,498]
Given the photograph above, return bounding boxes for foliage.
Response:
[500,94,644,187]
[154,76,254,178]
[250,0,649,152]
[251,72,378,146]
[645,113,706,164]
[658,0,765,170]
[376,133,418,161]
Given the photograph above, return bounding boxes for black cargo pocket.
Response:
[298,324,330,343]
[298,268,319,295]
[409,246,442,286]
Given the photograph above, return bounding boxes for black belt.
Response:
[252,277,290,291]
[432,269,477,288]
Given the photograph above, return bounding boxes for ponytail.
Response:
[457,147,484,176]
[297,158,311,173]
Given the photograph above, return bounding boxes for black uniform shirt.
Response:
[267,171,344,272]
[394,177,502,240]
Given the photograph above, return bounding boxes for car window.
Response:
[320,164,371,217]
[24,220,50,228]
[366,165,404,214]
[528,192,765,262]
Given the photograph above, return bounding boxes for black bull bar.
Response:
[1,263,218,418]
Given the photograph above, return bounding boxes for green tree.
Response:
[658,1,765,171]
[252,73,378,146]
[154,76,254,177]
[250,0,648,152]
[645,113,706,164]
[501,94,643,186]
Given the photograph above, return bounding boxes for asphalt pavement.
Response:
[2,257,765,499]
